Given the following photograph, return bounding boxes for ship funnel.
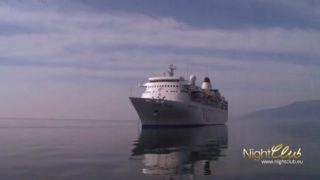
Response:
[201,77,212,90]
[189,75,196,85]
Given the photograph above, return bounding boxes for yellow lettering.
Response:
[243,148,250,158]
[281,145,290,158]
[272,144,283,159]
[253,151,261,161]
[243,144,302,161]
[295,148,302,159]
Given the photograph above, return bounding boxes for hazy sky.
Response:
[0,0,319,120]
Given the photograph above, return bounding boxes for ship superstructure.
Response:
[130,65,228,126]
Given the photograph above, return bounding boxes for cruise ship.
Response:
[129,65,228,126]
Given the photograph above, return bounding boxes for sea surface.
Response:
[0,118,319,180]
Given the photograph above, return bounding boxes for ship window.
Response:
[149,79,179,82]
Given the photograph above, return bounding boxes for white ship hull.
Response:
[130,97,228,127]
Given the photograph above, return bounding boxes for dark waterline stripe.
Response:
[142,124,225,128]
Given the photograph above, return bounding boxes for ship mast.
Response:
[168,64,176,77]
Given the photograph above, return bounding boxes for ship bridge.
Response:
[140,64,190,102]
[141,76,189,102]
[148,76,183,82]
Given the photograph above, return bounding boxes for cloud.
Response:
[1,4,319,64]
[34,0,320,30]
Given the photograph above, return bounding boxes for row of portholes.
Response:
[147,84,179,88]
[144,90,179,93]
[168,90,178,93]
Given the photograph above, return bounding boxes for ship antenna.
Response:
[168,64,176,77]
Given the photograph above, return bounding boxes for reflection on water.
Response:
[1,118,318,179]
[131,125,228,178]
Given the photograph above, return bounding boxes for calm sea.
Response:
[0,118,319,179]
